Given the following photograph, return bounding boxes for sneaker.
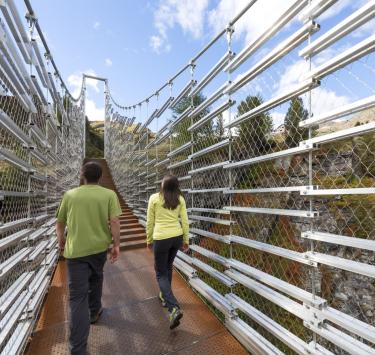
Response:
[90,307,103,324]
[169,307,183,329]
[159,292,167,308]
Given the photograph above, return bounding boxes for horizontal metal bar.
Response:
[226,316,284,355]
[176,250,194,264]
[155,97,174,118]
[306,251,375,278]
[299,0,338,22]
[320,306,375,344]
[167,141,192,158]
[170,80,196,109]
[224,143,314,169]
[224,186,309,194]
[0,147,35,172]
[300,1,375,58]
[0,248,30,280]
[167,158,191,170]
[306,34,375,80]
[173,258,197,279]
[189,100,235,132]
[302,121,375,146]
[145,158,157,167]
[226,269,313,322]
[230,235,316,266]
[170,106,192,128]
[302,230,375,252]
[225,0,308,73]
[300,95,375,128]
[227,258,325,307]
[178,175,191,182]
[190,245,228,266]
[152,130,171,146]
[31,75,47,105]
[224,206,318,218]
[0,110,33,147]
[226,293,314,355]
[0,271,33,318]
[190,51,234,97]
[189,160,229,175]
[189,278,235,316]
[154,157,170,167]
[140,109,158,131]
[0,228,32,252]
[190,82,227,118]
[189,187,226,194]
[192,258,236,287]
[226,20,319,94]
[188,208,230,215]
[190,227,231,244]
[304,323,375,355]
[190,215,233,226]
[302,187,375,196]
[0,218,34,234]
[225,79,318,129]
[189,139,230,159]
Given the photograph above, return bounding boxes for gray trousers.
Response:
[153,236,183,312]
[66,251,107,355]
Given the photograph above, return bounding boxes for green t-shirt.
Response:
[56,185,122,258]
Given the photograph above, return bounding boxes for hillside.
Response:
[86,119,104,158]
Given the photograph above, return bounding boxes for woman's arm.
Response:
[146,195,155,245]
[180,197,189,246]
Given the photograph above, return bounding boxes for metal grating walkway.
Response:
[26,250,246,354]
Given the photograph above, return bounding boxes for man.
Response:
[56,161,121,355]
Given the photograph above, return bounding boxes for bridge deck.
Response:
[26,159,245,354]
[27,249,245,354]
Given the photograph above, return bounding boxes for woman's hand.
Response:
[182,243,189,252]
[147,243,153,251]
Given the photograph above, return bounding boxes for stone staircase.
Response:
[87,158,146,250]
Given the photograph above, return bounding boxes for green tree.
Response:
[284,97,308,148]
[236,95,273,157]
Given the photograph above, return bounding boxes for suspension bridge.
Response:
[1,0,375,354]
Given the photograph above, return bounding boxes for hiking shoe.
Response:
[90,308,103,324]
[169,307,183,329]
[159,292,167,308]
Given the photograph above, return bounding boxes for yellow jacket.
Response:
[146,192,189,244]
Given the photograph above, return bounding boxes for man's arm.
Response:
[110,217,120,247]
[56,221,66,251]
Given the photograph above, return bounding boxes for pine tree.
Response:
[284,97,308,148]
[236,95,273,157]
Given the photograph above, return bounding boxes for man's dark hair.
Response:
[82,162,102,183]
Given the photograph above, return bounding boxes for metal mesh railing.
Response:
[0,0,85,353]
[106,1,375,354]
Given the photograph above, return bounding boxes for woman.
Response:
[146,174,189,329]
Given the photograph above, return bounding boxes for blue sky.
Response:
[14,0,374,124]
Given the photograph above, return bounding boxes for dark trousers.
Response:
[153,236,183,312]
[66,251,107,355]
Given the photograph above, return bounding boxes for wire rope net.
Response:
[0,0,85,353]
[106,1,375,354]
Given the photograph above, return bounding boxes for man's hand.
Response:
[110,245,120,263]
[59,238,65,251]
[182,243,189,252]
[147,243,153,251]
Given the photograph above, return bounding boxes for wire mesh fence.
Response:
[0,0,85,353]
[107,1,375,354]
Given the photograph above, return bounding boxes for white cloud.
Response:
[311,87,350,117]
[85,98,104,121]
[105,58,113,67]
[68,69,100,97]
[93,21,101,30]
[150,0,210,53]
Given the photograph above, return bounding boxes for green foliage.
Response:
[85,117,104,158]
[284,97,308,148]
[236,95,273,155]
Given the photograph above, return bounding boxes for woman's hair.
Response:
[160,175,181,210]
